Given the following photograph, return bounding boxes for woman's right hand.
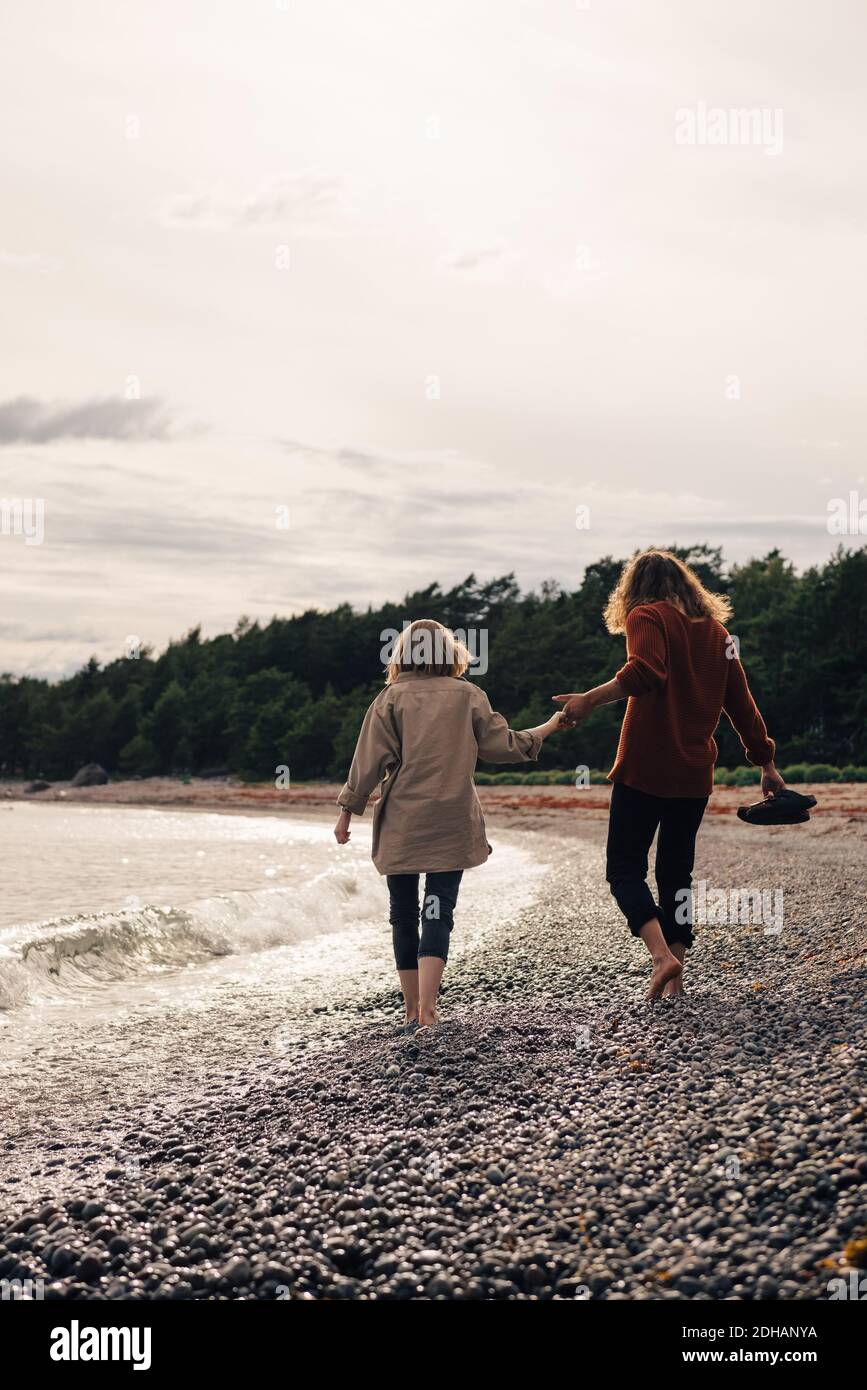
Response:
[761,762,785,797]
[334,809,352,844]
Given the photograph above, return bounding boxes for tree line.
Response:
[2,545,864,782]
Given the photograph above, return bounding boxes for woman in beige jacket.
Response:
[334,619,561,1031]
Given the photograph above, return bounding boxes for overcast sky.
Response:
[1,0,865,677]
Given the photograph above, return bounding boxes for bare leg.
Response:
[418,956,445,1027]
[662,941,686,998]
[398,969,419,1024]
[639,917,682,1000]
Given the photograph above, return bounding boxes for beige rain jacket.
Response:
[337,672,542,874]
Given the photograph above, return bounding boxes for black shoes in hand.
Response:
[737,787,817,826]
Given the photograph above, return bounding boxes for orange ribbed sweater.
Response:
[608,601,775,798]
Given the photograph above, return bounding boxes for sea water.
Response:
[0,801,547,1198]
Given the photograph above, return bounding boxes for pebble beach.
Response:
[1,789,865,1301]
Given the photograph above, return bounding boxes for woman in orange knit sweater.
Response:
[554,549,783,1001]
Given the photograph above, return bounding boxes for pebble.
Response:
[222,1256,251,1286]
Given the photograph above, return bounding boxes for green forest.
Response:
[2,545,865,783]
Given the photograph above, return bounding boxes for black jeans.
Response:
[606,782,708,948]
[387,871,464,969]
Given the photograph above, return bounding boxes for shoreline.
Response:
[1,802,864,1300]
[3,775,866,827]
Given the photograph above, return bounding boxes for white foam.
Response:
[0,861,387,1011]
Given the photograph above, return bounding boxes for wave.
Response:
[0,863,386,1011]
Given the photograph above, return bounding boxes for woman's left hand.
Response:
[334,810,352,844]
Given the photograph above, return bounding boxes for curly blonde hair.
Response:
[385,619,472,683]
[603,549,732,634]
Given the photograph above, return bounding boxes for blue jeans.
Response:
[387,871,464,969]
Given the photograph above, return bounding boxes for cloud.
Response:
[336,447,404,476]
[0,248,60,272]
[281,439,470,478]
[437,246,521,281]
[1,431,849,681]
[0,396,185,444]
[0,619,105,644]
[160,175,344,232]
[442,247,505,272]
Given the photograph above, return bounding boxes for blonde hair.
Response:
[604,549,732,634]
[385,619,472,683]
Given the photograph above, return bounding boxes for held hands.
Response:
[552,692,594,728]
[334,809,352,844]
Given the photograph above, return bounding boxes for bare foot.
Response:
[663,942,687,998]
[646,952,682,1001]
[418,1007,439,1030]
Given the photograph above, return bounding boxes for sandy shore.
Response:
[3,773,866,826]
[0,793,864,1301]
